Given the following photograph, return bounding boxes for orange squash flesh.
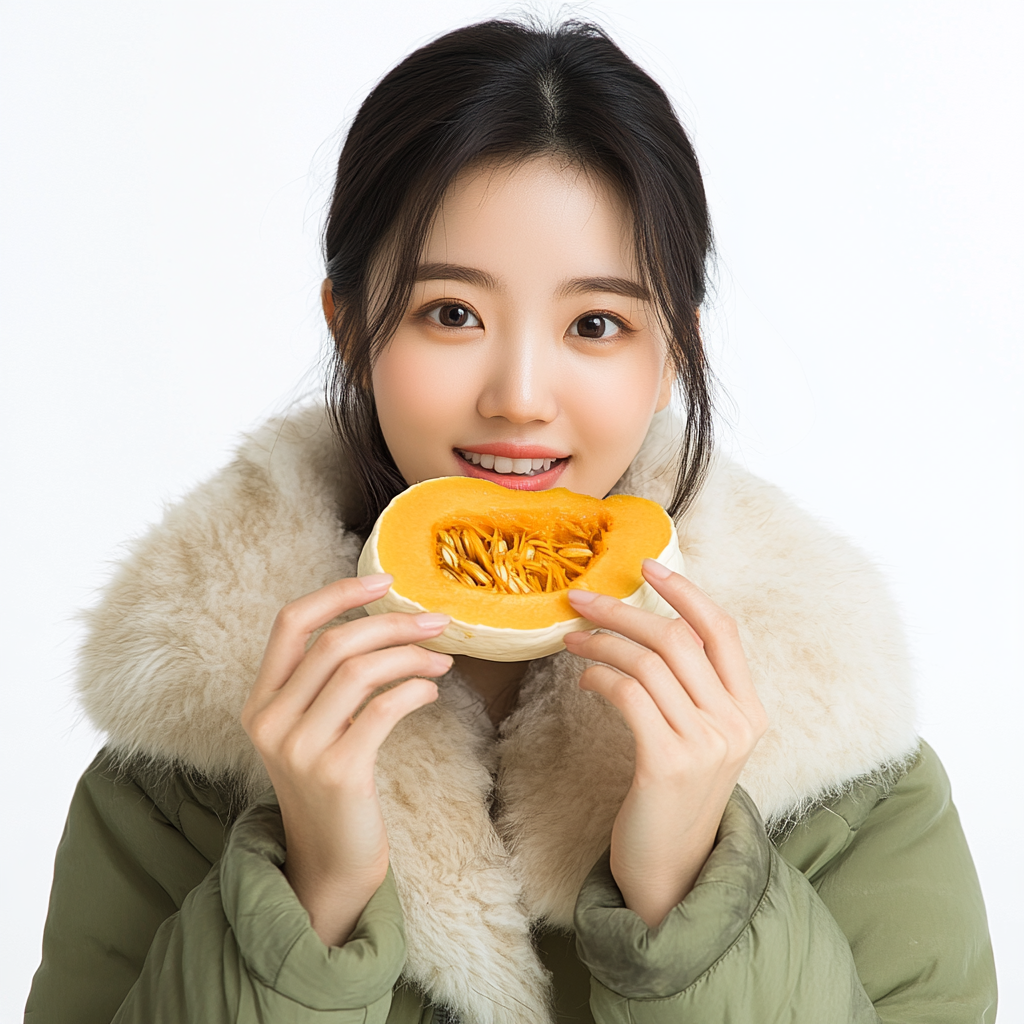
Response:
[375,476,673,630]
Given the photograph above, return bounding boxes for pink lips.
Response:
[452,445,570,491]
[457,442,570,459]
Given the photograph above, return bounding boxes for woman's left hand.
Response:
[563,558,767,928]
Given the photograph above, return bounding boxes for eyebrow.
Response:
[414,262,650,302]
[558,276,651,302]
[414,262,499,290]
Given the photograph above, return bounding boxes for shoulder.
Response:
[779,742,996,1015]
[78,748,237,862]
[75,404,365,797]
[777,739,979,892]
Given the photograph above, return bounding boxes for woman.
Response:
[26,19,995,1024]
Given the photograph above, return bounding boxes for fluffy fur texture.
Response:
[76,403,918,1024]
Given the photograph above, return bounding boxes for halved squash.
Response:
[357,476,684,660]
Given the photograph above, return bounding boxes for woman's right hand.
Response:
[241,573,452,947]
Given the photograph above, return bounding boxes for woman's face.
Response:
[368,155,673,499]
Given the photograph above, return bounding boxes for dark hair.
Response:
[323,18,714,535]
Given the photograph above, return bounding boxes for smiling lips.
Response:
[453,445,570,490]
[457,449,555,474]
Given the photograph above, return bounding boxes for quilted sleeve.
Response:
[25,751,407,1024]
[574,744,996,1023]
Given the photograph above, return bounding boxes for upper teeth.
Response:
[457,450,557,474]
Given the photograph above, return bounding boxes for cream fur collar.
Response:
[76,404,917,1024]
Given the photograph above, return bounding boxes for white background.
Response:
[2,0,1021,1018]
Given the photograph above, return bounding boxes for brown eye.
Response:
[430,303,480,328]
[571,314,621,339]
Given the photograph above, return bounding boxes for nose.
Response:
[475,331,560,425]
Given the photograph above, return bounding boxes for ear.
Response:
[655,358,676,412]
[320,278,336,327]
[655,308,698,412]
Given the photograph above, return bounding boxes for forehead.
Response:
[421,155,635,272]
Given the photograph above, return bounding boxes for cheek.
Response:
[570,348,665,429]
[373,342,442,427]
[371,337,474,476]
[562,349,667,491]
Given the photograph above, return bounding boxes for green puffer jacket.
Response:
[27,741,993,1023]
[25,406,997,1022]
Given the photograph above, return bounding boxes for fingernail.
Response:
[414,612,451,629]
[642,558,672,580]
[360,573,393,592]
[567,589,597,605]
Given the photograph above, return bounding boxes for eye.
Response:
[569,314,623,340]
[428,303,481,329]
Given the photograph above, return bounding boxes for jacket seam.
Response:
[267,930,397,1012]
[626,846,775,1005]
[685,848,775,996]
[269,924,307,992]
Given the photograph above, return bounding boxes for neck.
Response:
[452,654,530,727]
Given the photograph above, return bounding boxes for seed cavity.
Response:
[435,517,604,593]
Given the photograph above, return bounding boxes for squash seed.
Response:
[461,560,492,587]
[436,518,601,594]
[558,546,593,562]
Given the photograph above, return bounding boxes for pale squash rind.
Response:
[357,505,686,661]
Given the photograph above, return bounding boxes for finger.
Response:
[337,676,440,762]
[290,644,452,751]
[252,575,395,703]
[255,608,450,718]
[639,561,757,704]
[565,590,739,713]
[565,573,757,708]
[577,663,675,754]
[564,629,707,734]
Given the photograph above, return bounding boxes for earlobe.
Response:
[655,361,676,412]
[320,278,336,328]
[655,309,697,412]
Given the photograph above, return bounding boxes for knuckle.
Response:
[370,689,403,717]
[704,730,730,761]
[273,601,304,634]
[671,619,703,648]
[634,649,663,677]
[748,705,769,739]
[722,713,751,746]
[244,709,276,749]
[315,624,350,656]
[340,649,373,677]
[277,731,312,770]
[357,696,396,729]
[728,713,751,742]
[611,675,644,708]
